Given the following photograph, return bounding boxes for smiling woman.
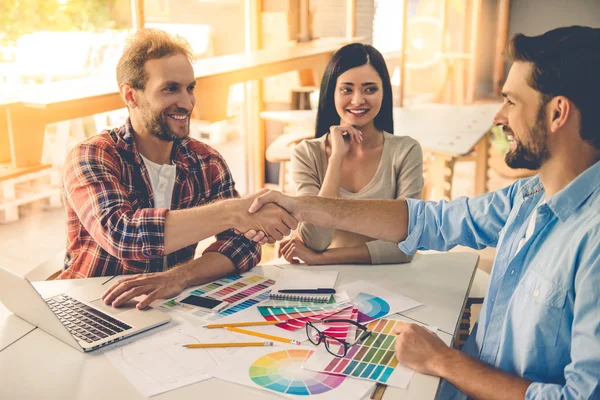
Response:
[279,43,424,266]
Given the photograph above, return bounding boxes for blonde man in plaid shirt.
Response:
[61,29,297,309]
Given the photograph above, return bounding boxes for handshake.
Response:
[233,189,303,245]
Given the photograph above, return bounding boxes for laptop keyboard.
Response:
[45,294,132,343]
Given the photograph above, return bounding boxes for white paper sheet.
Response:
[339,281,422,322]
[102,318,246,397]
[213,343,375,399]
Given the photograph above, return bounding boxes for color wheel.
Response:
[354,293,390,322]
[249,349,345,396]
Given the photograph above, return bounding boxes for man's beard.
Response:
[504,105,550,170]
[140,101,190,142]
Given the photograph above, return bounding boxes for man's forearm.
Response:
[174,252,236,289]
[438,348,531,400]
[320,245,372,264]
[164,199,239,254]
[297,197,409,243]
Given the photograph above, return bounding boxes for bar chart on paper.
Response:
[303,319,417,389]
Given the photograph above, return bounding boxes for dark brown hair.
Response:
[315,43,393,138]
[116,28,193,90]
[504,26,600,149]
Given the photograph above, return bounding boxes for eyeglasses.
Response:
[306,319,372,358]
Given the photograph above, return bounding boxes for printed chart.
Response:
[102,320,244,397]
[161,274,275,321]
[249,349,344,395]
[340,281,422,322]
[353,293,391,323]
[259,304,353,332]
[205,290,272,321]
[213,344,375,399]
[303,319,416,389]
[320,307,359,343]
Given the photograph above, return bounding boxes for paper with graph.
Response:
[102,318,245,397]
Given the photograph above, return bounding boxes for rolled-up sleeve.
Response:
[399,182,519,255]
[201,151,261,272]
[64,143,168,261]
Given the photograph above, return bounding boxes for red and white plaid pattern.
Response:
[60,119,260,279]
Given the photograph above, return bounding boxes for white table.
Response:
[0,302,35,352]
[0,253,478,399]
[261,103,502,199]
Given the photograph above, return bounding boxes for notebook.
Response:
[269,270,339,303]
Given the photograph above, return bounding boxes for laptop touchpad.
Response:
[90,299,137,315]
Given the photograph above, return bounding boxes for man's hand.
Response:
[101,268,187,310]
[248,190,303,222]
[234,229,270,246]
[235,190,298,243]
[279,237,323,265]
[393,323,453,376]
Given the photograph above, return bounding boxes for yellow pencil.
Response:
[204,321,283,329]
[226,326,302,345]
[182,341,273,348]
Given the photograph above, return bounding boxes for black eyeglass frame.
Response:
[305,319,372,358]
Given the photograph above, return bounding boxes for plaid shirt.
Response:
[60,119,260,279]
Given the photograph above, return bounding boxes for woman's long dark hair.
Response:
[315,43,393,138]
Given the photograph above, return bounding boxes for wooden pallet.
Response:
[0,163,61,223]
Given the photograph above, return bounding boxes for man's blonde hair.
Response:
[116,28,194,90]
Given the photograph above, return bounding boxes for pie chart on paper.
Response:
[353,292,391,322]
[248,349,345,395]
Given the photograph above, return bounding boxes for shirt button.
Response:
[510,269,515,276]
[533,289,540,297]
[159,183,166,190]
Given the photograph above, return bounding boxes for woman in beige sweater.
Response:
[279,43,424,265]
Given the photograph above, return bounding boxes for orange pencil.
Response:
[204,321,283,329]
[226,326,302,345]
[182,341,273,348]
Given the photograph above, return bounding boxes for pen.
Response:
[226,326,302,345]
[278,288,336,294]
[182,342,273,348]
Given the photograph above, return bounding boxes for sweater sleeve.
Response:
[365,140,424,264]
[290,140,334,252]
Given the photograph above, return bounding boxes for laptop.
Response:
[0,266,171,352]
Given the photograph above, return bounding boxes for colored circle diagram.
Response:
[354,292,391,322]
[249,349,345,396]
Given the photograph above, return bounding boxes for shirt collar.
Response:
[115,118,193,174]
[517,159,600,222]
[520,176,545,199]
[546,159,600,222]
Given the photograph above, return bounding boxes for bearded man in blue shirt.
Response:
[244,26,600,399]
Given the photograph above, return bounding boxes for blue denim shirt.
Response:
[399,160,600,400]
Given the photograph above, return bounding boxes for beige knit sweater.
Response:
[291,131,424,264]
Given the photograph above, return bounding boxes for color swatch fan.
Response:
[303,319,425,389]
[321,307,359,342]
[213,344,375,399]
[353,293,391,323]
[249,349,345,395]
[340,281,422,322]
